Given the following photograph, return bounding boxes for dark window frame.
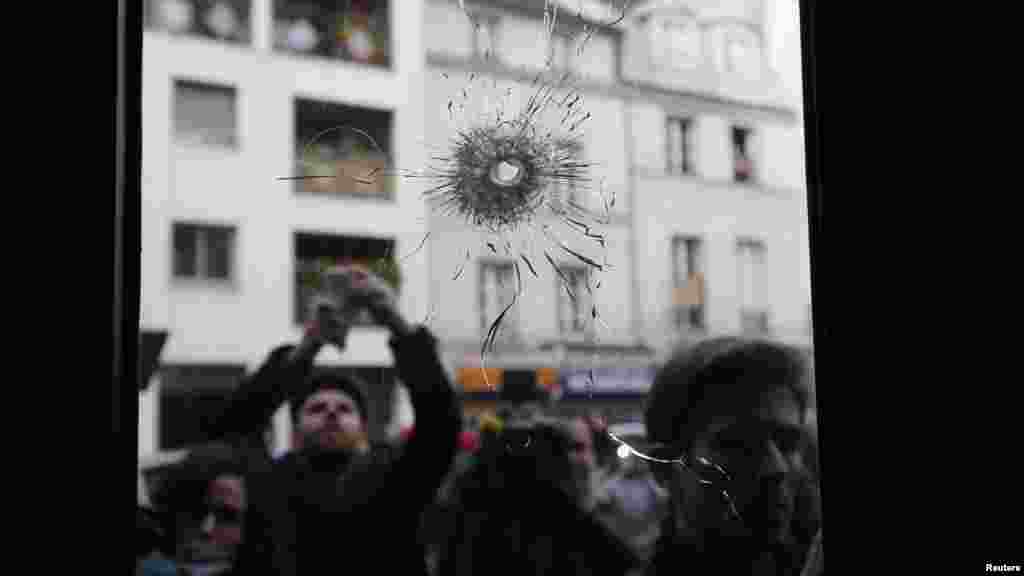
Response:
[731,125,755,184]
[293,97,396,202]
[171,221,237,284]
[292,231,396,325]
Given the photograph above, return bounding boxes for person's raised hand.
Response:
[325,264,410,337]
[303,293,353,352]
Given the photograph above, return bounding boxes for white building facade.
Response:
[623,0,811,356]
[137,0,813,456]
[421,0,811,417]
[138,0,429,457]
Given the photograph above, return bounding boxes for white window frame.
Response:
[666,116,696,176]
[555,265,590,338]
[479,260,520,343]
[736,238,770,335]
[172,78,239,149]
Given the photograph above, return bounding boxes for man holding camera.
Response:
[218,264,461,576]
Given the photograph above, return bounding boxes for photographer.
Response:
[220,265,461,576]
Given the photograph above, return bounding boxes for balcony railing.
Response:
[296,151,395,199]
[274,0,390,68]
[145,0,392,69]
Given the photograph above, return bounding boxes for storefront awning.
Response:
[455,365,655,400]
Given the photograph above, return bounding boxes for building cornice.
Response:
[426,51,798,124]
[633,167,804,200]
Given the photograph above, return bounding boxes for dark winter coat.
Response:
[226,327,461,576]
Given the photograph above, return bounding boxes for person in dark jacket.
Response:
[435,415,641,576]
[221,265,461,576]
[145,441,252,576]
[643,337,822,576]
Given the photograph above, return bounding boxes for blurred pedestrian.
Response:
[565,416,609,513]
[435,417,640,576]
[148,442,251,576]
[643,337,822,576]
[601,455,670,562]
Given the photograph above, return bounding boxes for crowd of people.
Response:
[136,264,823,576]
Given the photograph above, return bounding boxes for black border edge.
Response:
[117,0,143,570]
[799,0,823,528]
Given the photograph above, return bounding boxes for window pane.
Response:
[173,224,197,277]
[497,265,517,334]
[557,267,587,335]
[681,119,693,173]
[474,18,494,57]
[667,119,682,172]
[295,99,393,198]
[293,232,395,324]
[482,263,518,339]
[732,126,753,182]
[149,0,251,44]
[205,227,233,280]
[273,0,390,67]
[174,80,237,148]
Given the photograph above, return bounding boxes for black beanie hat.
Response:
[644,337,810,451]
[289,368,369,421]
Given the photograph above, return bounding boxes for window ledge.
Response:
[272,47,394,74]
[634,167,798,199]
[169,277,239,291]
[293,190,397,204]
[173,141,240,155]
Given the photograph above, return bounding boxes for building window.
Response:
[158,365,260,450]
[552,139,585,209]
[480,262,519,343]
[273,0,390,67]
[732,126,755,183]
[549,32,575,71]
[294,232,397,325]
[173,80,238,149]
[737,238,769,335]
[172,222,236,282]
[146,0,252,44]
[471,14,499,61]
[556,266,590,337]
[667,116,695,175]
[294,98,394,199]
[672,236,705,331]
